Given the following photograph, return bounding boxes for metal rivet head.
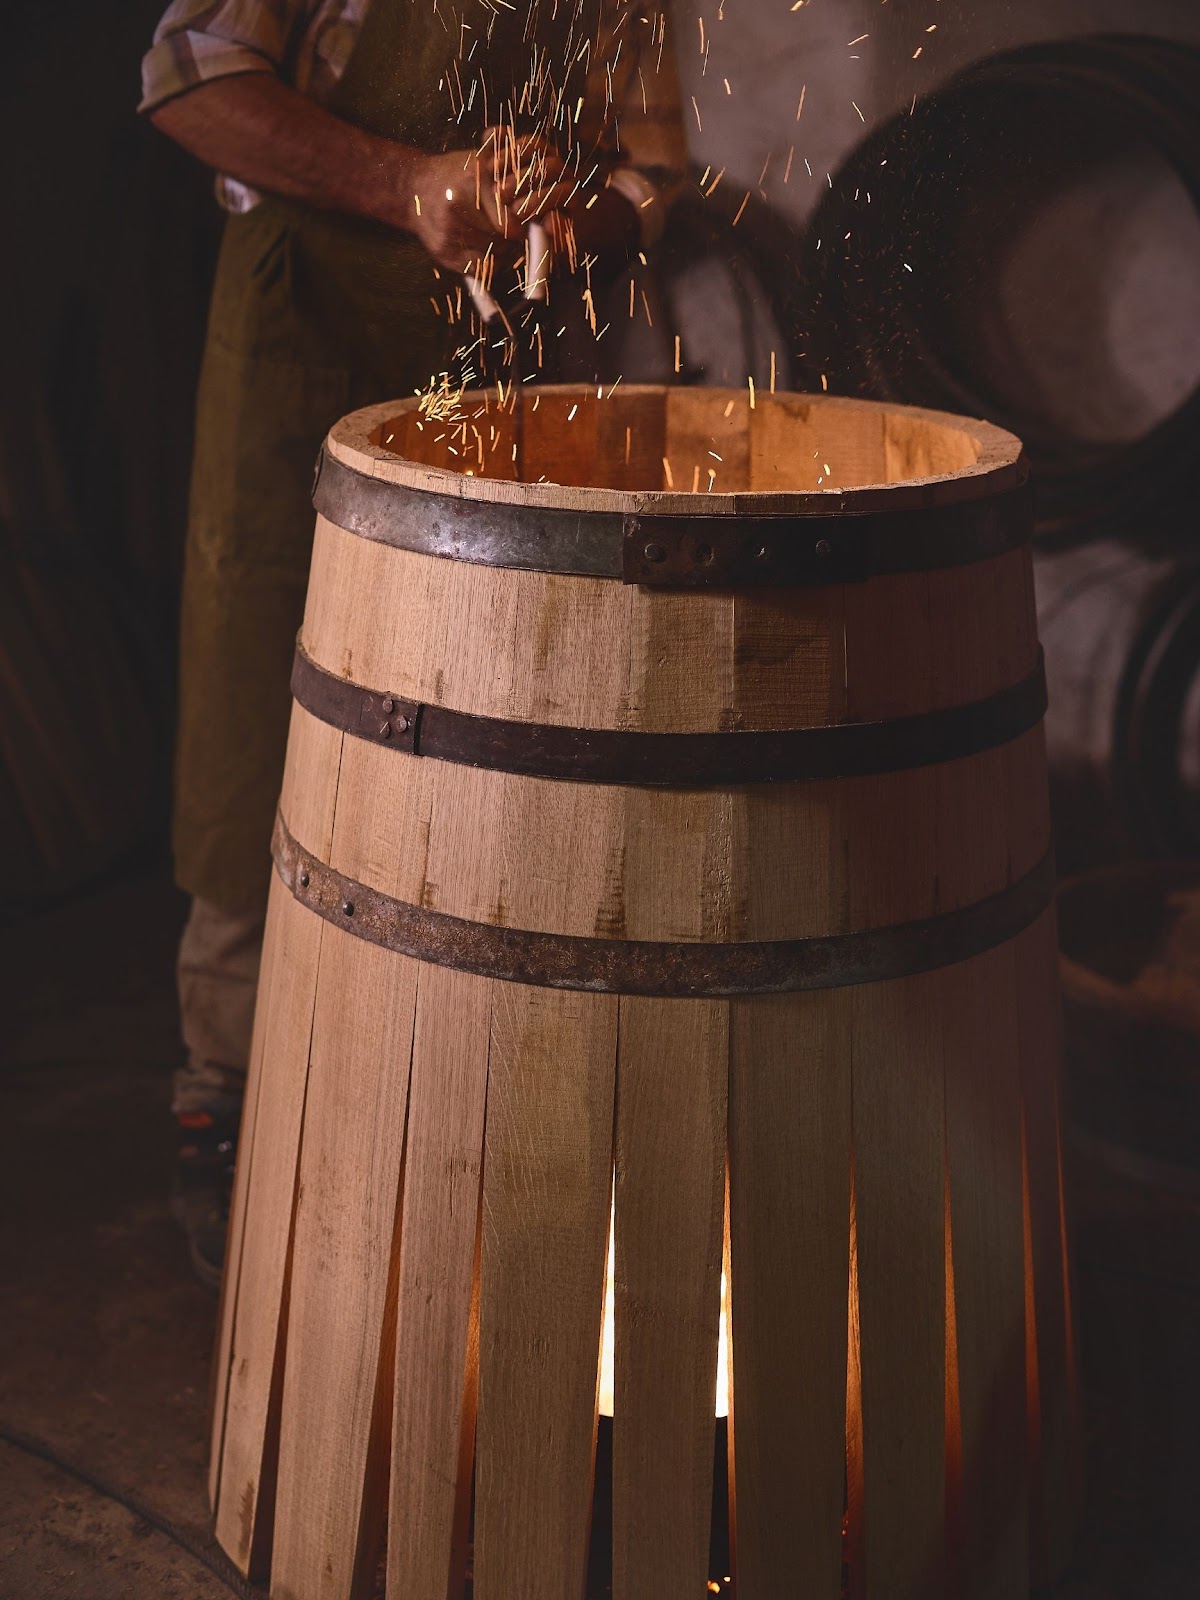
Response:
[379,721,393,738]
[815,538,832,557]
[696,543,715,565]
[643,542,667,564]
[381,697,396,715]
[755,545,771,561]
[299,871,310,889]
[395,715,410,734]
[341,900,355,917]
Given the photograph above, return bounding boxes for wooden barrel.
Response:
[1061,862,1200,1565]
[1059,860,1200,1194]
[1035,539,1200,868]
[209,385,1078,1600]
[797,35,1200,545]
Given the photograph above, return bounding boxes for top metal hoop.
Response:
[312,445,1032,587]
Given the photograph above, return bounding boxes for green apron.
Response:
[175,0,597,913]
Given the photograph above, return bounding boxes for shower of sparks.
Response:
[404,0,950,495]
[413,0,689,423]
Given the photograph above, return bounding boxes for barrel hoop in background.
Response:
[291,642,1048,787]
[272,811,1056,998]
[312,446,1032,583]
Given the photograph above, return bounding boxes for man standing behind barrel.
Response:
[140,0,685,1285]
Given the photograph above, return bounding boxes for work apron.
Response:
[174,0,598,913]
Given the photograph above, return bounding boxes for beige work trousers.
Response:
[174,896,264,1116]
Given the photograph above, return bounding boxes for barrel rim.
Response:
[325,386,1028,519]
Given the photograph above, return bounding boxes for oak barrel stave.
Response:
[211,386,1077,1600]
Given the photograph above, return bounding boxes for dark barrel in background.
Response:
[796,33,1200,544]
[794,33,1200,867]
[1035,537,1200,868]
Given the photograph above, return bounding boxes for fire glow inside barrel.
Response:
[209,385,1079,1600]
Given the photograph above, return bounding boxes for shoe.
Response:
[171,1110,238,1290]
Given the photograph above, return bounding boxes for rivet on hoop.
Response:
[814,538,832,558]
[379,721,393,738]
[299,871,310,889]
[395,715,410,734]
[382,697,395,714]
[342,900,355,917]
[643,542,667,564]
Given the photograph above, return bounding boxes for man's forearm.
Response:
[149,75,421,233]
[149,74,648,279]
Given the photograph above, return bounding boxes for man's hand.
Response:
[151,80,577,285]
[405,129,574,276]
[149,77,595,287]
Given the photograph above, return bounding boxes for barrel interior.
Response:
[370,386,984,493]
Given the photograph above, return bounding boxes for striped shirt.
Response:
[140,0,685,217]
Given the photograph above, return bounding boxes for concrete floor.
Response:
[0,873,238,1600]
[1,870,1198,1599]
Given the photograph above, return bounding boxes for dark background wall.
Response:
[1,4,218,914]
[677,0,1200,225]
